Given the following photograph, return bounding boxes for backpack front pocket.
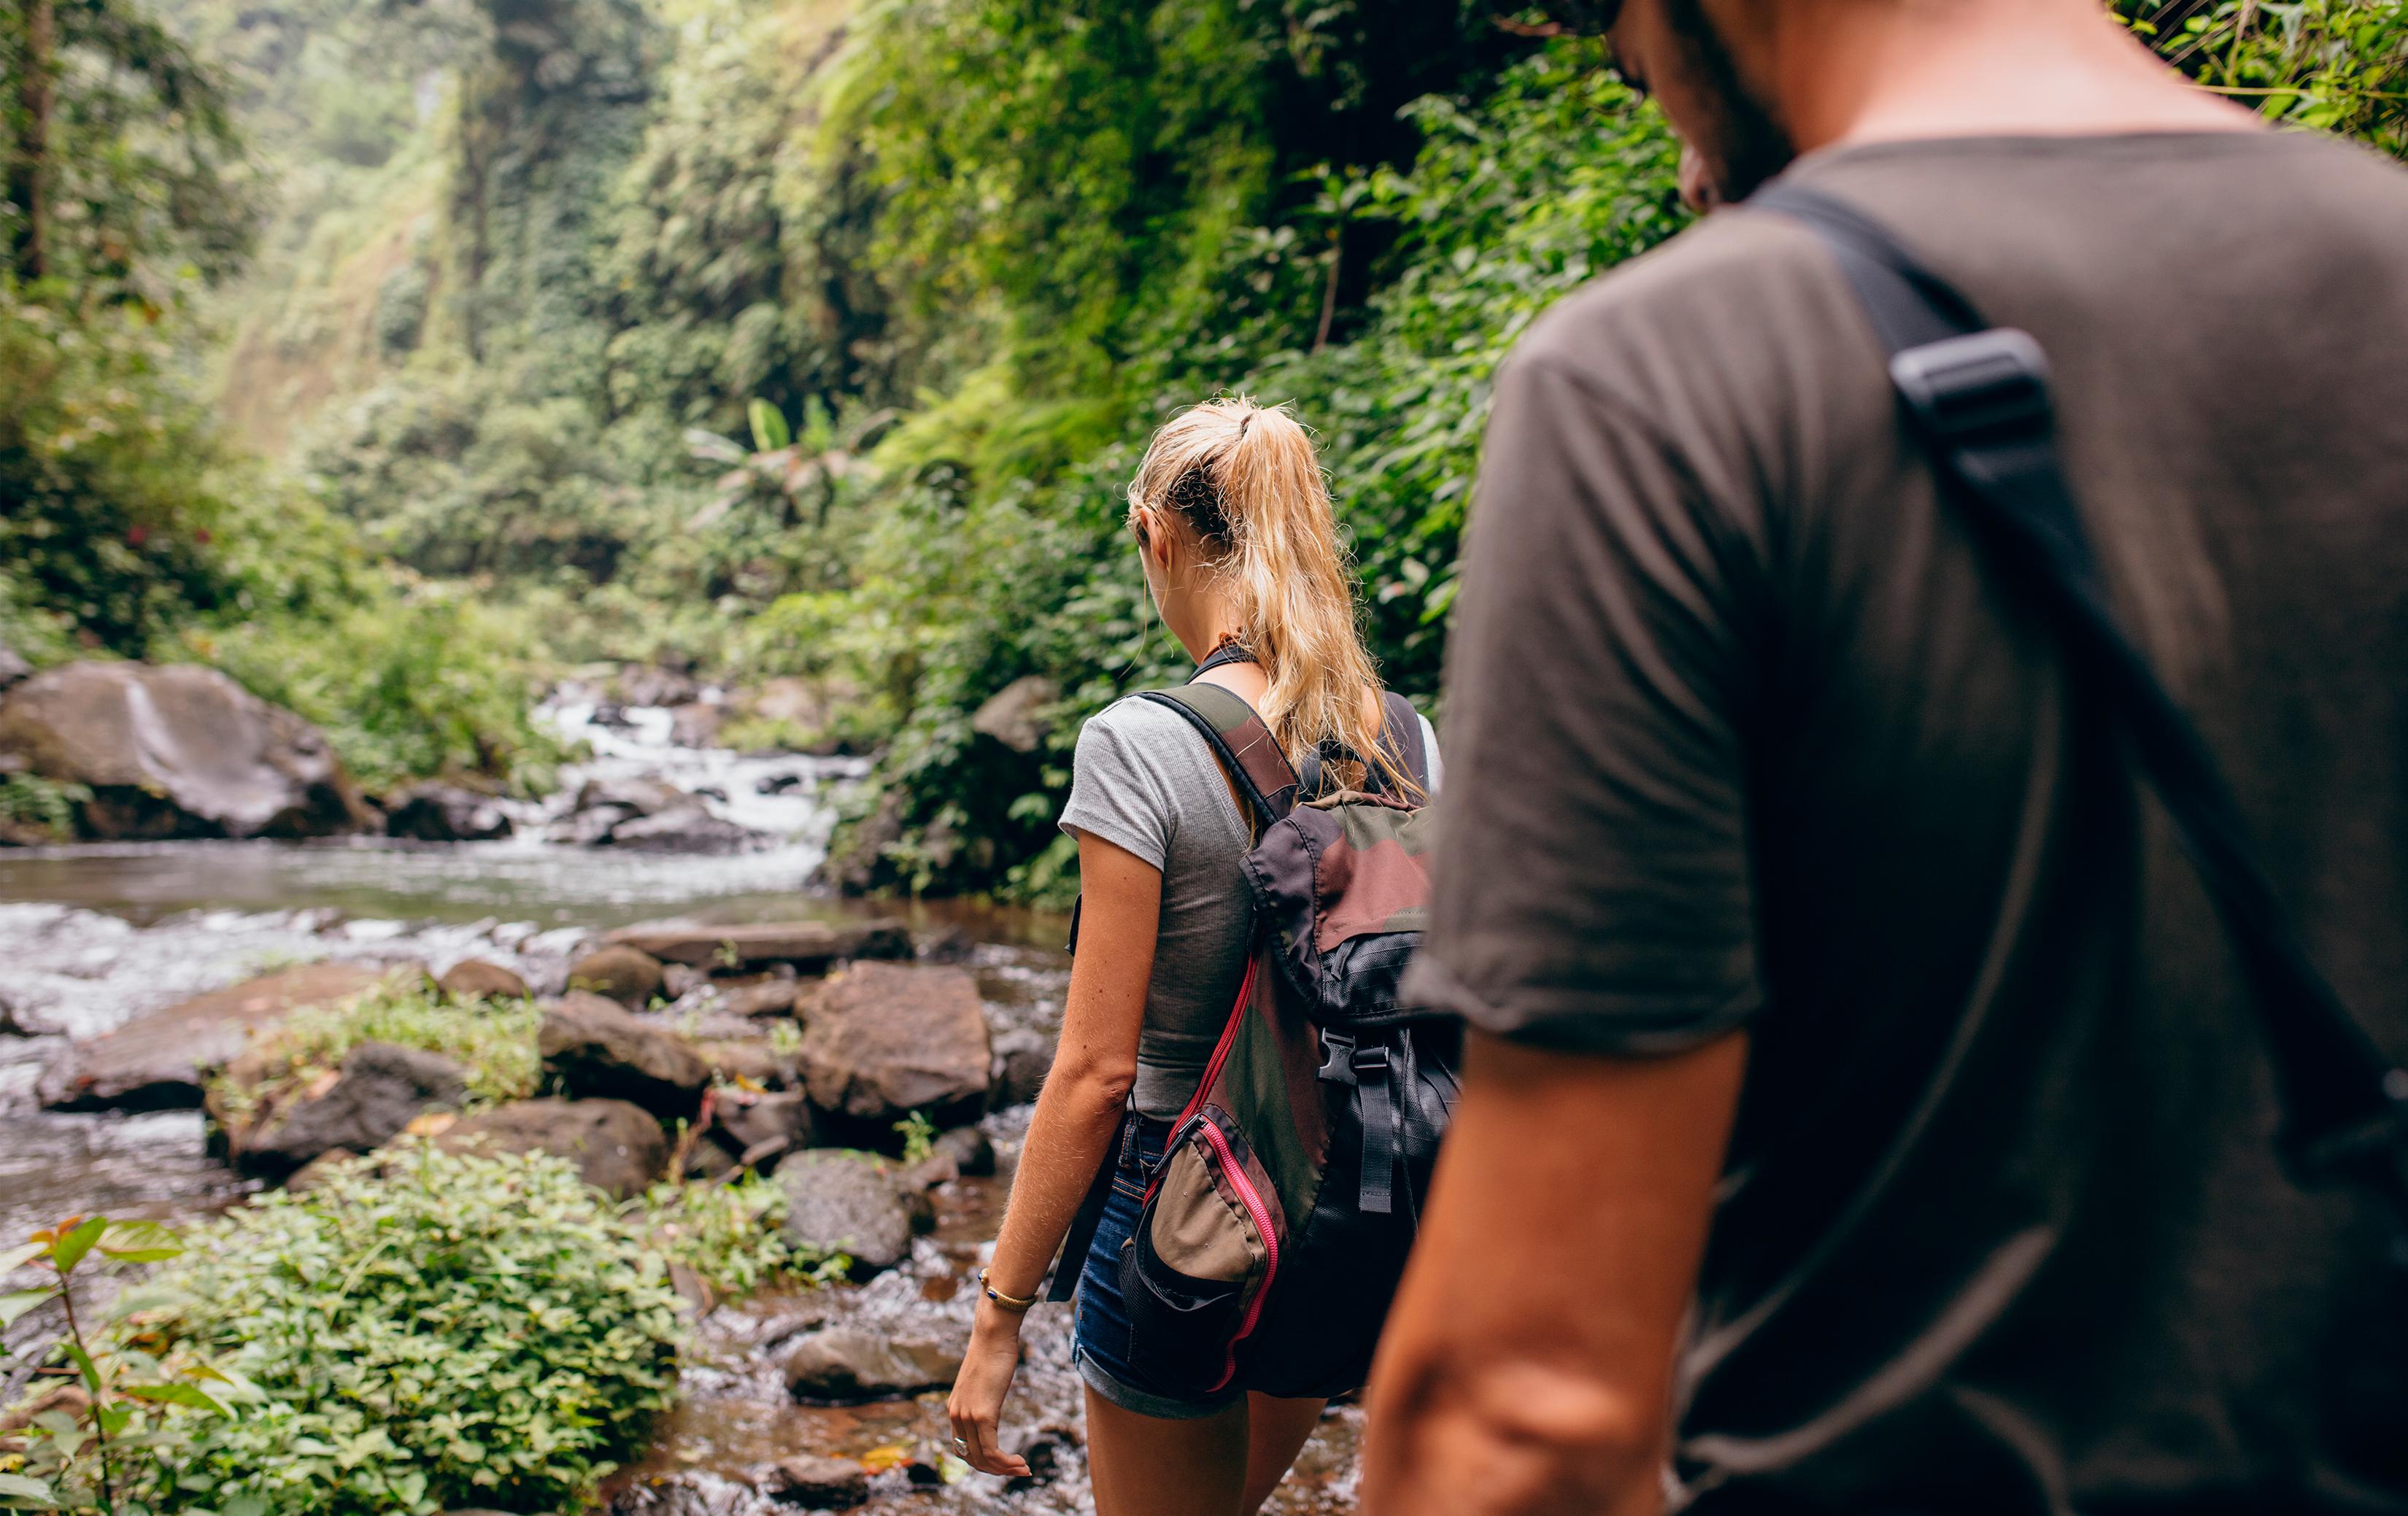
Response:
[1119,1110,1279,1399]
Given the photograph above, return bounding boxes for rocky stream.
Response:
[0,689,1364,1515]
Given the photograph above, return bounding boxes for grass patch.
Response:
[210,981,541,1125]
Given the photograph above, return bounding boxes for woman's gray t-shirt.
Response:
[1059,693,1441,1118]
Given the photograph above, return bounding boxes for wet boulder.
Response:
[224,1041,468,1177]
[605,804,759,854]
[900,1124,996,1191]
[617,665,700,709]
[760,1453,869,1509]
[0,662,374,840]
[692,1035,795,1091]
[539,991,709,1117]
[37,962,395,1112]
[436,959,530,1001]
[566,944,666,1008]
[799,962,992,1134]
[604,919,911,973]
[549,776,682,846]
[717,1088,814,1168]
[989,1027,1056,1110]
[385,783,513,843]
[433,1097,667,1199]
[704,971,798,1019]
[782,1326,965,1403]
[776,1150,925,1275]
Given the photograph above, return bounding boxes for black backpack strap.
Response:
[1136,684,1302,827]
[1752,179,2408,1253]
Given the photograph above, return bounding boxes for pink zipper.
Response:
[1197,1118,1278,1393]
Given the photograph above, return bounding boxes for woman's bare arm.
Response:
[948,829,1159,1475]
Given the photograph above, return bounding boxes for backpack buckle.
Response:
[1890,328,2052,445]
[1351,1044,1392,1081]
[1317,1031,1358,1084]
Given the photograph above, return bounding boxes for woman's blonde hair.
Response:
[1127,396,1408,794]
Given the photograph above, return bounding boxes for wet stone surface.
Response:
[603,1131,1365,1516]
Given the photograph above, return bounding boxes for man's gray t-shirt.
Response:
[1408,131,2408,1512]
[1063,693,1441,1118]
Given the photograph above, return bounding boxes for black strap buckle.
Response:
[1352,1044,1392,1080]
[1317,1031,1357,1084]
[1890,328,2053,444]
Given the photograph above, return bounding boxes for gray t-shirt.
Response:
[1062,692,1441,1118]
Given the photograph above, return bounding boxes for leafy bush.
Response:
[0,776,93,843]
[120,1145,685,1516]
[189,581,571,797]
[209,982,542,1126]
[633,1172,840,1296]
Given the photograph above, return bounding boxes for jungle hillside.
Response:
[4,0,2404,896]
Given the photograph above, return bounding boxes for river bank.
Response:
[0,697,1364,1512]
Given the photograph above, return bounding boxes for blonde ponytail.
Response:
[1127,397,1410,794]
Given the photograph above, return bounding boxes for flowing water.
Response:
[0,699,1365,1514]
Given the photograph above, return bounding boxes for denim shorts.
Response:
[1071,1112,1247,1420]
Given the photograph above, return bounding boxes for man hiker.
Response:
[1362,2,2408,1514]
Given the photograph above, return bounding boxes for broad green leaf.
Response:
[121,1381,231,1415]
[0,1471,55,1504]
[99,1220,181,1263]
[0,1243,45,1276]
[50,1216,107,1275]
[0,1287,53,1328]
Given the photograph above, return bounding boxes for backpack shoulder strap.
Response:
[1748,179,2408,1243]
[1375,690,1432,798]
[1138,684,1301,827]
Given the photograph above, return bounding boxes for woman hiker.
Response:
[946,397,1442,1515]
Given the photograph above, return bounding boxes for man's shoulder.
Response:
[1518,209,1841,364]
[1508,207,1865,430]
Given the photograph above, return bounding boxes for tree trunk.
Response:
[8,0,53,282]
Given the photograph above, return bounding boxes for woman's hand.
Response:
[946,1298,1034,1478]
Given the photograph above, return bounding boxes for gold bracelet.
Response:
[978,1267,1038,1313]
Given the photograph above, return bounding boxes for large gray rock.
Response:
[0,662,373,840]
[969,674,1059,754]
[37,962,395,1111]
[540,991,709,1116]
[0,640,29,692]
[800,962,991,1132]
[566,944,665,1008]
[777,1150,923,1275]
[385,784,513,843]
[433,1098,666,1199]
[782,1326,965,1402]
[230,1041,468,1176]
[603,919,911,972]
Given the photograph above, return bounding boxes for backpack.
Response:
[1049,678,1461,1401]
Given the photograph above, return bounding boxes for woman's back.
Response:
[1061,686,1446,1119]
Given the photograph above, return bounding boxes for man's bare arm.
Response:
[1361,1029,1748,1516]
